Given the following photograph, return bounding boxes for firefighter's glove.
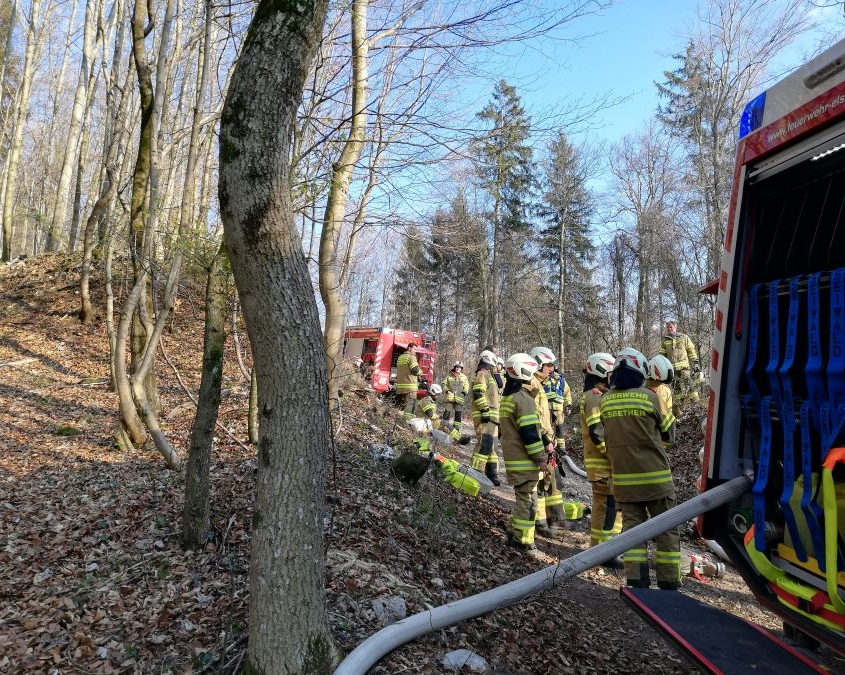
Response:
[480,411,491,424]
[545,442,555,455]
[564,405,572,417]
[537,458,548,473]
[692,361,701,374]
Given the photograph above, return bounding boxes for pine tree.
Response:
[473,80,536,348]
[537,131,597,365]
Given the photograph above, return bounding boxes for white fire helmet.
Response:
[585,352,614,379]
[504,353,539,382]
[479,350,498,366]
[428,383,443,396]
[529,346,556,366]
[648,354,675,383]
[614,347,649,379]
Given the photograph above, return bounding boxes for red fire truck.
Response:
[342,326,436,393]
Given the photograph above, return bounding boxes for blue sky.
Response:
[473,0,845,147]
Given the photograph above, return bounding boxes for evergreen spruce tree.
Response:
[537,131,598,365]
[473,80,536,350]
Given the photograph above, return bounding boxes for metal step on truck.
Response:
[626,38,845,673]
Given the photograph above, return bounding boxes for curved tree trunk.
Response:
[80,57,135,324]
[319,0,369,412]
[219,0,336,670]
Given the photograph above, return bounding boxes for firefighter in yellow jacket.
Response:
[600,347,679,590]
[395,344,422,420]
[581,352,622,568]
[414,383,471,446]
[659,319,699,417]
[647,355,677,440]
[529,347,567,536]
[500,353,548,560]
[442,361,469,431]
[471,350,502,485]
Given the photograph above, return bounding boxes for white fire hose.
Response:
[333,472,753,674]
[562,454,588,478]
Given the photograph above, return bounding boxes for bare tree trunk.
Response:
[69,110,90,252]
[219,0,338,669]
[98,0,128,247]
[0,0,17,251]
[1,0,43,262]
[47,0,102,252]
[319,0,369,411]
[113,0,159,450]
[182,239,226,550]
[80,57,134,324]
[248,366,258,445]
[556,219,566,366]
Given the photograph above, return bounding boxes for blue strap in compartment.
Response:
[766,280,783,410]
[806,272,825,428]
[779,276,805,561]
[827,268,845,448]
[746,284,762,403]
[752,399,774,552]
[800,401,826,567]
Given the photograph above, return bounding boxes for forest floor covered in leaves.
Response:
[2,253,845,674]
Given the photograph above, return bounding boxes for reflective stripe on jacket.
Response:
[581,387,610,480]
[659,333,697,371]
[471,367,500,423]
[532,373,555,441]
[395,352,421,393]
[445,372,469,403]
[500,382,544,483]
[600,386,676,502]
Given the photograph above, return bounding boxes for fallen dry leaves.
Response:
[2,253,844,674]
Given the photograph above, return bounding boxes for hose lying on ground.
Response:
[333,472,753,675]
[562,454,587,479]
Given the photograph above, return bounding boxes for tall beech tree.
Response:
[218,0,339,671]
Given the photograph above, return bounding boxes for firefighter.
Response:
[659,319,700,418]
[600,347,679,590]
[528,347,568,536]
[647,355,677,441]
[415,383,471,446]
[581,352,623,568]
[499,352,547,560]
[550,364,572,451]
[495,356,506,393]
[470,349,502,486]
[395,344,422,420]
[442,361,469,431]
[550,365,570,472]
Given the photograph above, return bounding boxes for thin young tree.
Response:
[46,0,104,252]
[1,0,43,261]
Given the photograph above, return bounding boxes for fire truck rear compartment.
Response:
[720,132,845,651]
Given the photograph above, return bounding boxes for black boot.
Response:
[602,555,625,570]
[484,462,501,486]
[657,580,680,591]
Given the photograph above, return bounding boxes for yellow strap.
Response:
[822,447,845,614]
